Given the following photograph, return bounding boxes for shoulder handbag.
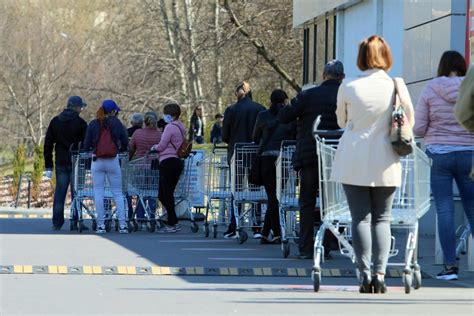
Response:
[170,123,193,158]
[96,125,118,158]
[390,79,413,157]
[249,120,279,186]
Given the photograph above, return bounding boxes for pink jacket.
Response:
[154,120,186,162]
[414,76,474,146]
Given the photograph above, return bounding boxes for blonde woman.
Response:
[331,35,414,293]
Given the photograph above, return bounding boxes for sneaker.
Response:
[253,232,262,239]
[224,231,237,239]
[223,228,235,237]
[96,225,106,234]
[119,224,129,234]
[436,265,458,280]
[175,223,182,231]
[157,225,178,233]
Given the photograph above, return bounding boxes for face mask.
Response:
[163,114,173,123]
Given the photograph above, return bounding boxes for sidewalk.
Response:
[416,232,474,288]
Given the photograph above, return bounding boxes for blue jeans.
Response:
[427,150,474,265]
[52,166,76,228]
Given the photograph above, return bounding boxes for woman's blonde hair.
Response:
[144,111,158,128]
[357,35,393,71]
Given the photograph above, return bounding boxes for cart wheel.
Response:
[312,270,321,292]
[237,230,248,244]
[127,221,133,233]
[132,220,139,232]
[413,270,422,290]
[204,223,210,238]
[77,221,83,233]
[212,225,218,239]
[191,222,199,233]
[105,220,111,232]
[115,219,119,231]
[403,272,412,294]
[146,221,156,233]
[282,241,290,258]
[92,220,97,231]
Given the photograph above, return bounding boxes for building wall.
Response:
[403,0,467,103]
[296,0,467,100]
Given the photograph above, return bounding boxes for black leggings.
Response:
[158,158,183,226]
[261,156,281,238]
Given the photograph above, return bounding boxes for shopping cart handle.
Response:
[312,129,344,139]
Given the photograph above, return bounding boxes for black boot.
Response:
[372,274,387,294]
[359,274,373,293]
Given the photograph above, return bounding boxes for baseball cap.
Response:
[102,99,121,113]
[323,60,344,76]
[67,96,87,108]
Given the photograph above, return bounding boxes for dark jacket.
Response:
[278,79,341,170]
[83,116,129,153]
[252,105,296,154]
[189,115,203,141]
[222,95,266,159]
[44,109,88,169]
[210,122,222,144]
[127,125,141,138]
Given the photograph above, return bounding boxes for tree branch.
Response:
[222,0,301,93]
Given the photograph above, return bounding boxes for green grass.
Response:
[0,157,35,177]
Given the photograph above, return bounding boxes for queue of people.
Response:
[43,34,473,293]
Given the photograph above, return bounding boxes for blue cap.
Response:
[67,96,87,108]
[102,99,121,113]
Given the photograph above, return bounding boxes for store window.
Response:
[302,12,337,85]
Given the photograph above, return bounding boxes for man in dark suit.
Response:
[278,60,344,259]
[222,81,265,238]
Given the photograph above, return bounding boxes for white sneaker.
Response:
[96,225,106,234]
[119,224,129,234]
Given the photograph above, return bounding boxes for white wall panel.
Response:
[404,24,432,83]
[341,0,377,77]
[404,0,432,29]
[430,17,452,77]
[382,0,405,77]
[406,80,430,109]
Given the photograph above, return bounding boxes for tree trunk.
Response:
[183,0,203,106]
[159,0,189,105]
[214,0,223,112]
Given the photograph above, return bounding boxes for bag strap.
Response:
[392,79,402,111]
[169,122,185,150]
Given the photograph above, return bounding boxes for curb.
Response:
[0,265,431,278]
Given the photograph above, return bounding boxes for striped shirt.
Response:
[129,128,162,159]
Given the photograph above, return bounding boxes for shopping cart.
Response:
[311,127,431,294]
[70,151,130,233]
[127,152,160,232]
[276,140,300,257]
[174,152,199,233]
[203,144,232,238]
[230,143,267,244]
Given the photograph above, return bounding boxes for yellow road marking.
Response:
[92,266,102,274]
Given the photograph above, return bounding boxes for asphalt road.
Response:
[0,218,473,315]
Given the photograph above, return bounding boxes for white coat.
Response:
[330,69,415,187]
